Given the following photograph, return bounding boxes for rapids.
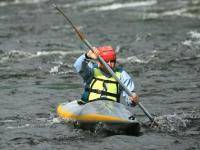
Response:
[0,0,200,149]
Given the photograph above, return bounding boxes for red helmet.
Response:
[97,45,116,62]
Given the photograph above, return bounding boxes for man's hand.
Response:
[86,47,99,59]
[129,93,139,106]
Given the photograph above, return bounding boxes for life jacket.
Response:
[87,68,121,102]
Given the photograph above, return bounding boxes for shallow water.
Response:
[0,0,200,149]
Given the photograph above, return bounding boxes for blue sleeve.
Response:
[120,69,135,107]
[73,54,94,82]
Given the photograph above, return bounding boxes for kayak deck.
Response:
[57,100,141,135]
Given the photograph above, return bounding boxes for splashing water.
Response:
[154,113,189,132]
[151,112,200,132]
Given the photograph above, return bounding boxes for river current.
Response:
[0,0,200,149]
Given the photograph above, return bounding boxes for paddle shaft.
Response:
[53,4,155,123]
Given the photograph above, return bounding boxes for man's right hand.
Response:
[86,47,99,59]
[129,93,139,106]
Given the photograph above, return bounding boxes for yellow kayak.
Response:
[57,100,140,134]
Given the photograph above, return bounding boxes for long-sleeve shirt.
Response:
[73,54,135,106]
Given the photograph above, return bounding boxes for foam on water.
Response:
[189,30,200,39]
[0,0,47,7]
[161,8,188,16]
[152,111,200,133]
[0,2,7,7]
[0,48,159,74]
[86,0,157,12]
[36,50,84,57]
[49,63,62,74]
[63,0,115,8]
[6,124,31,129]
[0,50,84,63]
[182,30,200,47]
[118,56,145,64]
[0,119,17,123]
[141,6,200,20]
[117,50,158,64]
[49,63,74,75]
[0,50,33,63]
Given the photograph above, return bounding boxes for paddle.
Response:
[53,4,157,125]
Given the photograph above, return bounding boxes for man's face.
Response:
[99,60,116,71]
[106,60,115,69]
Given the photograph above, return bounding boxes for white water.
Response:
[0,50,84,63]
[63,0,115,8]
[0,0,47,7]
[86,0,157,12]
[182,30,200,47]
[152,111,200,132]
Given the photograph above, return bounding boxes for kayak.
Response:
[57,100,140,135]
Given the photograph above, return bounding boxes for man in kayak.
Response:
[74,45,139,106]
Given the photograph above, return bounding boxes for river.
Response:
[0,0,200,149]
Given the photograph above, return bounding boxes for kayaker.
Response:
[74,45,139,106]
